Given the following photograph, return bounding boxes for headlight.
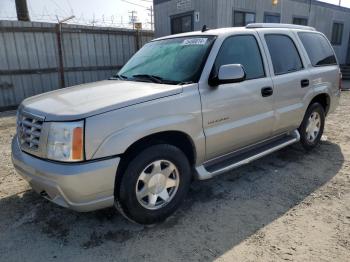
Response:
[47,121,84,162]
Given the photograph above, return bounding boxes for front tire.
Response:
[298,103,325,151]
[115,144,191,225]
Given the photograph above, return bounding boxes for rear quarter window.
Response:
[298,32,337,67]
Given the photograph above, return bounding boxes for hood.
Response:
[21,80,183,121]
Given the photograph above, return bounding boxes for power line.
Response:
[65,0,74,15]
[121,0,148,9]
[49,0,70,16]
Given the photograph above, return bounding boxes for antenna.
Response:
[202,25,209,32]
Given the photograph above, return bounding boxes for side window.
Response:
[171,13,193,35]
[265,34,303,75]
[293,17,308,26]
[298,32,337,66]
[331,22,344,45]
[214,35,265,80]
[233,11,256,26]
[264,13,280,23]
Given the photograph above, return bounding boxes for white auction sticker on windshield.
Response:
[181,38,208,46]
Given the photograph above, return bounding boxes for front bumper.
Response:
[11,136,120,212]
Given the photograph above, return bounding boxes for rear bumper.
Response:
[11,136,120,212]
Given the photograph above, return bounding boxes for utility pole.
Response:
[129,10,137,30]
[147,6,154,31]
[339,0,342,6]
[15,0,30,21]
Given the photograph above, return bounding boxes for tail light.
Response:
[339,70,342,91]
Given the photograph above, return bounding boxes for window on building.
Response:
[233,11,256,26]
[264,13,280,23]
[293,17,308,26]
[265,34,303,75]
[213,35,265,80]
[171,13,193,34]
[298,32,337,66]
[331,22,344,45]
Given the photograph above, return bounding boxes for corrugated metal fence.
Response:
[0,20,154,110]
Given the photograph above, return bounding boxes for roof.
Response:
[153,27,240,41]
[154,0,350,13]
[246,23,315,31]
[153,23,317,41]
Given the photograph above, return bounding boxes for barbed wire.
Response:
[0,12,153,30]
[0,0,154,29]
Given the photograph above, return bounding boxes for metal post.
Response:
[280,0,283,23]
[136,28,140,51]
[55,16,75,89]
[55,23,65,89]
[308,0,312,25]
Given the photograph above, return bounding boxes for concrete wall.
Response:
[154,0,350,64]
[0,20,154,110]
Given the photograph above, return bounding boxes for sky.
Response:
[0,0,349,29]
[0,0,153,29]
[321,0,350,7]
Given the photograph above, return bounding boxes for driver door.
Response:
[199,33,275,160]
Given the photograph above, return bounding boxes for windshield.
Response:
[117,36,216,84]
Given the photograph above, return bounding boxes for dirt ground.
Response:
[0,92,350,262]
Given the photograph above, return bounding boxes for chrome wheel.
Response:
[306,112,321,143]
[135,160,180,210]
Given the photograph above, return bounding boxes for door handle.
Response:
[301,79,309,88]
[261,86,273,97]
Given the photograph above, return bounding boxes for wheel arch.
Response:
[309,93,331,115]
[114,130,197,195]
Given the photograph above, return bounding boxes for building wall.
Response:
[154,0,218,37]
[154,0,350,64]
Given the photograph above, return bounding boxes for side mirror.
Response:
[209,64,246,86]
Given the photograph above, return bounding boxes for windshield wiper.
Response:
[177,81,194,85]
[109,74,128,80]
[132,74,164,84]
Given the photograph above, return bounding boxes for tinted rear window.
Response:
[298,32,337,66]
[265,34,303,75]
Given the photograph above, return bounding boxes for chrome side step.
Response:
[195,130,300,180]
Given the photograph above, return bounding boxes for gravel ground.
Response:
[0,92,349,262]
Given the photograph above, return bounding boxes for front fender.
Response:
[92,114,204,160]
[84,85,205,164]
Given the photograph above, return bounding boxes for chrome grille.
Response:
[17,111,44,151]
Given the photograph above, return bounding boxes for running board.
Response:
[195,130,300,180]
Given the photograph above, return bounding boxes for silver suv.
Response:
[12,24,341,224]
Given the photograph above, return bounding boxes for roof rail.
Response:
[246,23,316,31]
